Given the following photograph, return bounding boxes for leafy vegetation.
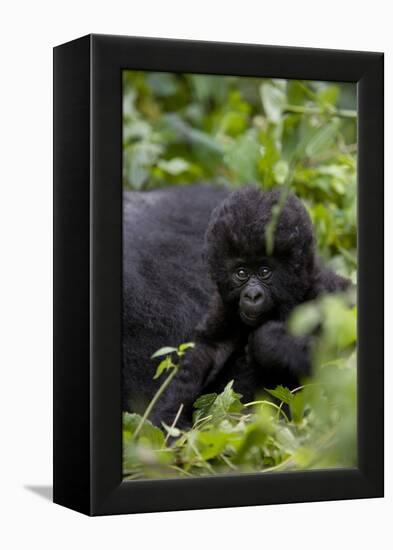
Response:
[123,72,357,278]
[122,72,357,479]
[123,291,356,479]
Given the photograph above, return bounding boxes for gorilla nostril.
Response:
[244,288,263,303]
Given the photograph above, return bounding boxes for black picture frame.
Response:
[53,34,384,516]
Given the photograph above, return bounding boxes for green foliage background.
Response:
[123,71,357,278]
[122,72,357,479]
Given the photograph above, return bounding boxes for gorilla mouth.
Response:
[240,310,262,326]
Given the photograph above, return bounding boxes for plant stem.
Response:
[133,366,179,440]
[244,400,290,422]
[164,403,184,445]
[261,456,296,473]
[220,454,238,471]
[265,183,291,255]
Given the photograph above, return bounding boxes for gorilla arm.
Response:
[247,320,311,382]
[247,265,352,384]
[150,292,243,428]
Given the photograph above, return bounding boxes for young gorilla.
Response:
[151,186,350,427]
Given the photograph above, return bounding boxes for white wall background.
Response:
[0,1,390,548]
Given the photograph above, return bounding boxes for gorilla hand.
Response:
[248,321,311,380]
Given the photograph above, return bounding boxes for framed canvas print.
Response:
[53,34,384,516]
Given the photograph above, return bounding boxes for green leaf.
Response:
[218,111,248,137]
[123,411,139,433]
[234,420,271,463]
[193,392,217,410]
[273,159,289,185]
[122,412,165,448]
[211,381,243,418]
[153,356,175,379]
[317,85,339,108]
[322,298,357,348]
[146,72,178,97]
[192,392,217,425]
[123,141,163,189]
[276,426,299,452]
[189,74,230,104]
[223,131,261,182]
[165,114,223,154]
[151,346,177,358]
[305,118,341,157]
[265,385,294,405]
[192,382,243,425]
[123,120,151,142]
[197,431,231,460]
[288,301,321,337]
[178,342,195,352]
[157,157,190,175]
[260,82,287,123]
[290,392,305,424]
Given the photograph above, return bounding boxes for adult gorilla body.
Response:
[122,185,230,414]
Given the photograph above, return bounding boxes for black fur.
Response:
[122,184,229,413]
[123,185,350,427]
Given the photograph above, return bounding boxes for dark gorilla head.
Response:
[204,186,316,326]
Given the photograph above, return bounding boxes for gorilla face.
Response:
[227,258,274,326]
[222,253,308,327]
[205,186,317,326]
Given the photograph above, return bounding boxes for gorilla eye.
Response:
[259,266,271,280]
[234,268,249,282]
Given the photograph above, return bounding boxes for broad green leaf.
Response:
[322,299,357,348]
[223,131,261,182]
[210,381,243,419]
[122,412,165,448]
[288,301,321,337]
[123,411,140,433]
[265,385,294,405]
[197,431,231,460]
[193,392,217,410]
[193,382,242,425]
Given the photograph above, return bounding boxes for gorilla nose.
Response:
[243,287,263,304]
